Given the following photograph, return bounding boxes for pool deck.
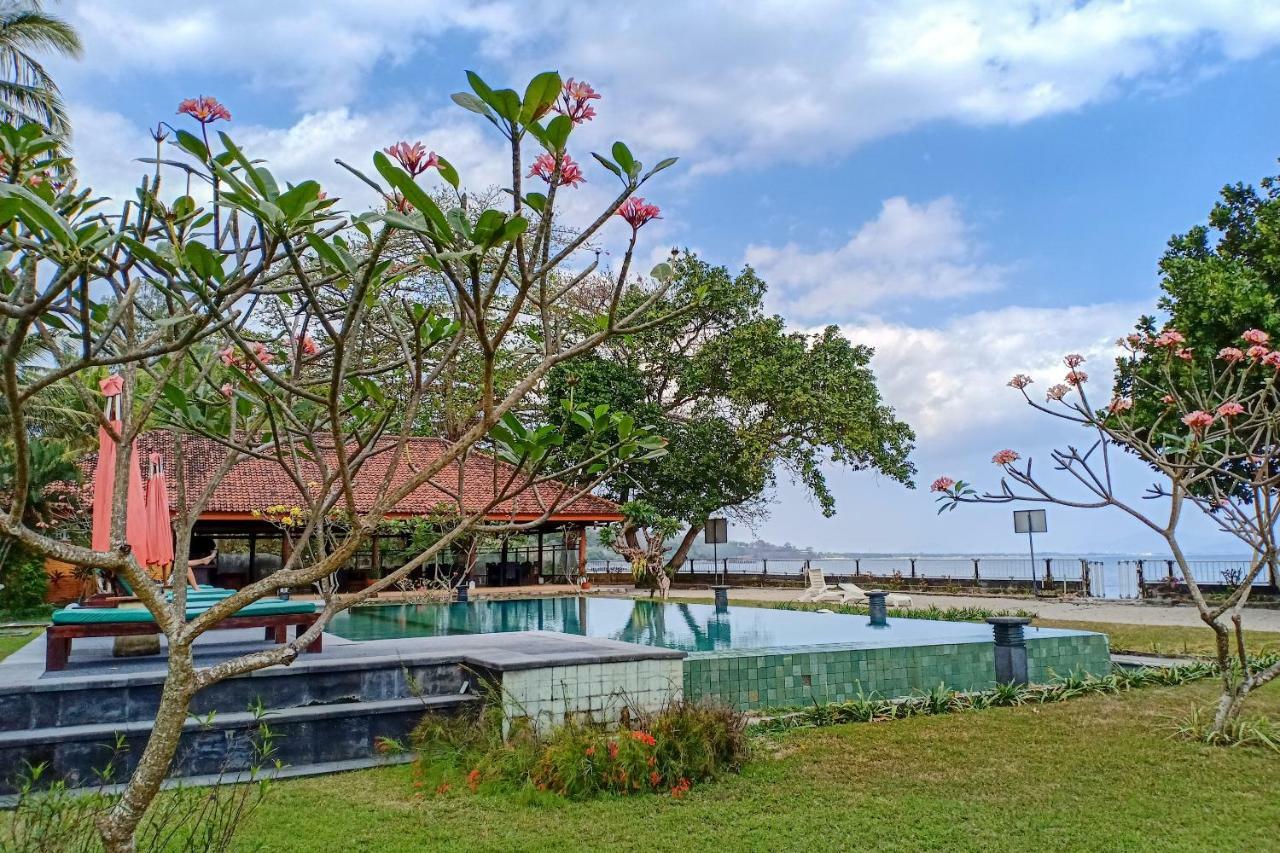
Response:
[0,627,684,691]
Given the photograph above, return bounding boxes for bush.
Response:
[411,700,748,800]
[0,545,49,615]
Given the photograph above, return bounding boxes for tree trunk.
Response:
[96,645,197,852]
[665,525,702,573]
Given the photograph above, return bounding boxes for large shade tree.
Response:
[0,69,681,851]
[547,252,916,572]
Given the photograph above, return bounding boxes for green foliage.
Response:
[411,699,748,800]
[0,3,82,142]
[0,544,46,613]
[752,659,1225,732]
[546,252,915,550]
[1174,704,1280,752]
[1115,165,1280,435]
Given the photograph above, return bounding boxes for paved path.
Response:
[646,586,1280,631]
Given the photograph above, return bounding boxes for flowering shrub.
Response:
[411,700,747,801]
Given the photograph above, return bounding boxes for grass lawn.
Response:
[1035,618,1280,658]
[234,680,1280,853]
[0,629,39,661]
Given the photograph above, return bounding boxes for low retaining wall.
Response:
[499,658,684,733]
[683,633,1111,711]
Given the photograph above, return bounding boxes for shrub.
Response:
[0,545,49,615]
[411,700,748,800]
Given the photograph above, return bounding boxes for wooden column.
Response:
[577,524,588,582]
[371,534,382,577]
[248,533,257,582]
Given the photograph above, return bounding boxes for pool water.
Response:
[326,596,1084,653]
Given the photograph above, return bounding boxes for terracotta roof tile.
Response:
[83,432,621,523]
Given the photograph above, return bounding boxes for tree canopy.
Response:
[547,252,915,566]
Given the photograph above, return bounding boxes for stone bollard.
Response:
[986,616,1033,685]
[712,584,730,610]
[455,584,469,603]
[866,590,888,627]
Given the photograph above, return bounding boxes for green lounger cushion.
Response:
[52,598,316,625]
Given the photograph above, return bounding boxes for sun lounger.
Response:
[44,598,321,671]
[836,582,912,608]
[796,567,844,602]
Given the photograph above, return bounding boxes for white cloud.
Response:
[53,1,1280,175]
[838,301,1144,443]
[747,196,1005,318]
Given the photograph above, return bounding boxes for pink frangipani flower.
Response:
[1175,348,1194,361]
[555,78,601,124]
[1160,394,1176,404]
[617,197,661,231]
[1218,347,1245,363]
[930,476,956,493]
[178,96,231,124]
[1045,384,1070,401]
[298,335,319,356]
[1064,353,1085,368]
[1181,410,1214,432]
[1217,401,1245,418]
[1247,344,1270,361]
[384,141,439,177]
[220,383,234,399]
[1007,374,1032,389]
[528,152,585,188]
[1264,351,1280,369]
[1242,328,1270,345]
[1109,397,1133,413]
[1154,329,1186,348]
[1065,370,1087,386]
[991,449,1020,466]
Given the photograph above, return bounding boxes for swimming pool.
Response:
[329,596,1077,652]
[328,597,1111,710]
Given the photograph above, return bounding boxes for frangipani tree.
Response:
[0,69,681,851]
[933,330,1280,735]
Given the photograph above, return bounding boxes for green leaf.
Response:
[451,92,493,118]
[436,156,460,189]
[643,157,679,180]
[544,115,573,153]
[523,192,546,214]
[611,141,636,177]
[649,262,673,282]
[466,70,495,102]
[372,151,451,238]
[490,89,521,123]
[174,130,210,162]
[498,216,528,243]
[305,232,349,272]
[183,241,224,281]
[276,180,320,221]
[591,153,623,180]
[520,71,562,124]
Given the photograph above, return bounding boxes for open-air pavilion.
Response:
[82,432,623,592]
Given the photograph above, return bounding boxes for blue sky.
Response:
[48,1,1280,555]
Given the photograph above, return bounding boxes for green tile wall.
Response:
[682,633,1111,711]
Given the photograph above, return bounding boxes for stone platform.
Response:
[0,629,684,795]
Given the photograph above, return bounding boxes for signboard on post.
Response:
[1013,509,1048,593]
[705,518,728,588]
[1013,509,1047,534]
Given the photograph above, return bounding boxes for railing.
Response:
[584,555,1276,600]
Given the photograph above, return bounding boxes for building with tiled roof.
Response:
[84,432,621,589]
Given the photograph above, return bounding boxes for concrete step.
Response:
[0,692,479,795]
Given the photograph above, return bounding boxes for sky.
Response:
[46,0,1280,556]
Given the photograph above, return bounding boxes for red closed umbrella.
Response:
[90,375,151,567]
[144,452,175,580]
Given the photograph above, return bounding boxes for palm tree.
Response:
[0,1,81,140]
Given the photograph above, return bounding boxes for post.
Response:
[371,534,381,581]
[537,529,544,579]
[987,616,1032,685]
[909,557,917,580]
[1044,558,1053,584]
[248,533,257,582]
[1080,559,1090,597]
[1136,560,1146,599]
[973,558,981,584]
[1166,559,1175,583]
[1028,527,1037,594]
[867,591,888,627]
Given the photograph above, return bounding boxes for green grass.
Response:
[0,629,38,661]
[234,681,1280,852]
[1035,618,1280,658]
